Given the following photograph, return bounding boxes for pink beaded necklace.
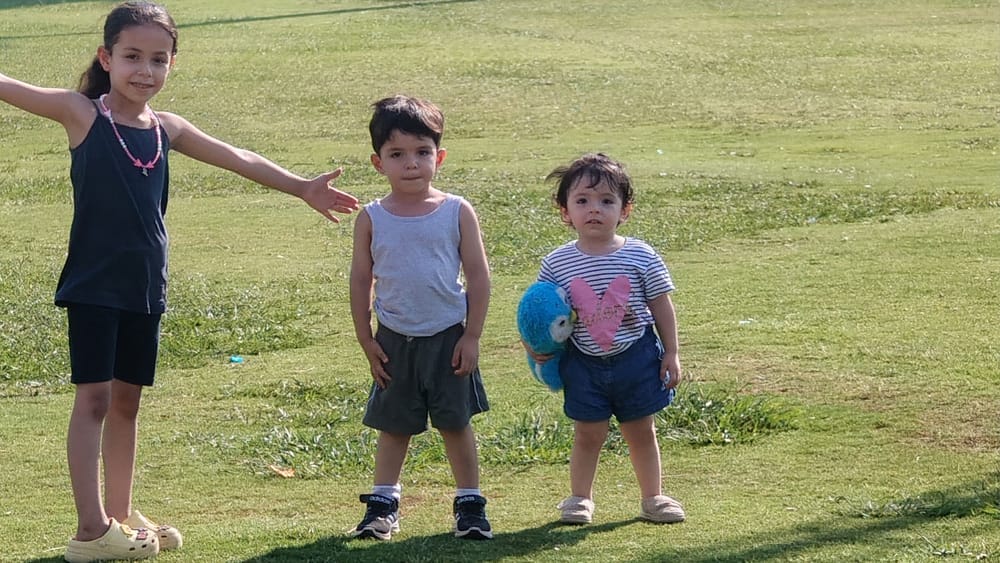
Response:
[98,94,163,176]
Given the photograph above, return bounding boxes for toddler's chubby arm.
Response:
[0,72,97,148]
[453,199,490,376]
[649,292,681,389]
[349,210,391,388]
[157,111,359,223]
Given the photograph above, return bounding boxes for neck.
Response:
[576,235,625,256]
[100,93,151,123]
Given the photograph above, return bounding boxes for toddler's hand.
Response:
[452,334,480,376]
[661,352,681,390]
[361,339,391,388]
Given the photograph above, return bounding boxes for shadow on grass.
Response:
[641,472,1000,563]
[243,520,633,563]
[0,0,86,9]
[180,0,481,30]
[22,474,998,562]
[0,0,481,39]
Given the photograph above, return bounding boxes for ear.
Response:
[97,46,112,72]
[560,206,572,225]
[370,153,384,175]
[435,147,447,168]
[619,202,633,224]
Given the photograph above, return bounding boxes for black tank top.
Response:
[55,101,171,314]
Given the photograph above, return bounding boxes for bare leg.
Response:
[620,415,662,498]
[67,383,112,541]
[570,420,609,499]
[373,431,411,486]
[102,380,143,521]
[439,425,479,489]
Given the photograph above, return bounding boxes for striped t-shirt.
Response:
[539,238,674,356]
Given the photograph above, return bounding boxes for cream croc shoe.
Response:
[124,510,183,550]
[64,518,159,562]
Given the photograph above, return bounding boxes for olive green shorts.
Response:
[363,323,489,435]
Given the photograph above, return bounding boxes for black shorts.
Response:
[363,323,489,435]
[66,303,161,386]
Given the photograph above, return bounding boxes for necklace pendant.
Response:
[142,168,149,177]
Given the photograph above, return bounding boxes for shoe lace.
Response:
[360,495,396,521]
[456,498,486,518]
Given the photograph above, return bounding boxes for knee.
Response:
[108,397,140,421]
[621,417,657,443]
[574,424,609,449]
[74,390,111,422]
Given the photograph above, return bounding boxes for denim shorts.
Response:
[66,303,161,386]
[559,327,674,422]
[363,323,490,435]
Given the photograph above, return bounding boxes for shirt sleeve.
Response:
[642,252,674,301]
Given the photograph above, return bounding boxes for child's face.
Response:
[371,130,445,194]
[560,178,631,239]
[99,24,175,105]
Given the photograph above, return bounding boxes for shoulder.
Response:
[541,241,579,264]
[624,237,657,253]
[452,194,481,224]
[624,238,664,261]
[154,111,195,143]
[352,207,372,236]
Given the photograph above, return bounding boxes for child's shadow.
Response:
[244,519,637,562]
[22,520,636,563]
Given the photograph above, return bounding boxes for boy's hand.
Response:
[451,334,480,376]
[660,352,681,390]
[361,338,391,388]
[302,168,360,222]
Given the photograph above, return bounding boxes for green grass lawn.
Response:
[1,1,998,561]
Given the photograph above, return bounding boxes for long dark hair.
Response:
[77,1,178,99]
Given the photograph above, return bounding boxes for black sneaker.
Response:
[453,494,493,540]
[349,494,400,540]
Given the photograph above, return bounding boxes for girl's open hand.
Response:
[302,168,360,222]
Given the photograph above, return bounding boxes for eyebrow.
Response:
[117,46,171,56]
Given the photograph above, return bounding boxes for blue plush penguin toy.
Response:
[517,281,575,392]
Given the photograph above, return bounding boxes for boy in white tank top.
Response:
[348,95,493,540]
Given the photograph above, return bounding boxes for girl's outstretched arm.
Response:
[0,73,97,147]
[157,111,359,222]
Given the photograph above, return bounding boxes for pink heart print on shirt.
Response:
[570,275,631,351]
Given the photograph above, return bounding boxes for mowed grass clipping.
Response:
[1,0,998,561]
